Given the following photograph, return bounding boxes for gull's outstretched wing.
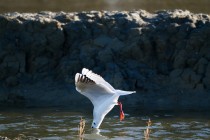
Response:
[75,69,116,106]
[81,68,115,92]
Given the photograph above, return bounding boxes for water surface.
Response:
[0,108,210,139]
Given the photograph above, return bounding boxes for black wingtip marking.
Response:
[77,74,80,82]
[78,74,95,84]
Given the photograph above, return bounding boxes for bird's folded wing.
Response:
[75,73,114,106]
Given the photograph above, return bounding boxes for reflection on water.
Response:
[0,0,210,14]
[0,108,210,139]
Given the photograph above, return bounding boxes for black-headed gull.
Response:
[75,68,135,128]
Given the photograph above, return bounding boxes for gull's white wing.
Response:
[81,68,115,92]
[75,72,115,107]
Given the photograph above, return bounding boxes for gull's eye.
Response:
[94,122,96,125]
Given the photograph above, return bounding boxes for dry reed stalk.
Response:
[144,118,152,140]
[78,117,86,138]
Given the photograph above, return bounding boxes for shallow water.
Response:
[0,108,210,140]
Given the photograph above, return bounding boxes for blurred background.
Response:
[0,0,210,14]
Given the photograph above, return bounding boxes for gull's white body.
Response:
[75,68,135,128]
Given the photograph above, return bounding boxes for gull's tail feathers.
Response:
[116,90,136,96]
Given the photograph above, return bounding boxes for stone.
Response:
[107,38,125,52]
[119,42,140,59]
[105,62,119,71]
[125,60,142,69]
[170,69,183,78]
[16,53,26,73]
[5,76,18,87]
[3,55,17,62]
[1,55,20,75]
[194,57,208,75]
[7,61,20,75]
[128,27,142,37]
[97,48,113,63]
[46,24,64,51]
[0,63,8,79]
[186,57,198,67]
[181,68,201,88]
[157,62,169,75]
[93,35,112,47]
[111,71,124,89]
[203,77,210,89]
[0,10,209,110]
[175,40,187,50]
[195,83,204,90]
[203,63,210,89]
[173,50,187,69]
[33,57,49,72]
[200,45,210,60]
[58,58,82,79]
[205,63,210,77]
[6,93,25,106]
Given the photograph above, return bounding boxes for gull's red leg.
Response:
[118,102,125,121]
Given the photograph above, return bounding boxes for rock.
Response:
[107,38,125,52]
[187,30,205,51]
[200,45,210,60]
[181,69,193,82]
[79,48,95,67]
[5,76,18,87]
[3,55,17,62]
[169,69,183,78]
[97,48,113,63]
[0,63,7,79]
[46,25,65,52]
[7,61,20,75]
[203,63,210,89]
[105,62,119,71]
[111,71,124,89]
[175,40,187,50]
[119,42,143,60]
[93,35,112,47]
[186,57,198,67]
[194,57,208,75]
[1,55,20,76]
[205,63,210,77]
[195,83,204,90]
[128,27,142,37]
[174,50,187,69]
[58,58,82,80]
[6,93,25,106]
[181,68,202,89]
[126,69,144,80]
[157,62,169,75]
[32,57,49,73]
[16,53,26,73]
[0,10,209,110]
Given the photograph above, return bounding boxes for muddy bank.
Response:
[0,10,209,110]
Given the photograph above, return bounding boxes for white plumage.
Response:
[75,68,135,128]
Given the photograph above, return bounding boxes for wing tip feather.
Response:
[82,68,90,75]
[75,72,95,84]
[75,73,80,83]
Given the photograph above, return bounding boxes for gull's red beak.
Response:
[118,102,125,121]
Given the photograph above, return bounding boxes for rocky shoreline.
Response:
[0,10,209,110]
